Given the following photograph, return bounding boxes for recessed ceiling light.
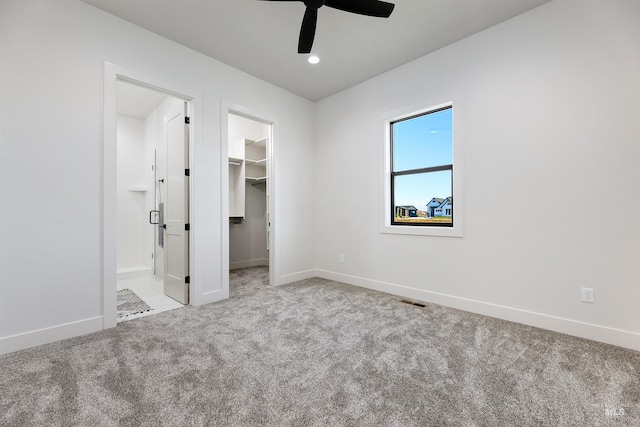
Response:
[308,55,320,65]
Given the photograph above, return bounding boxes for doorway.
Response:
[228,111,273,296]
[115,80,190,321]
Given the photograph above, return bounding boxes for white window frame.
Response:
[381,98,463,238]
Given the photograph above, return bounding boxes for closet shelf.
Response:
[245,158,267,166]
[246,176,267,184]
[230,132,269,217]
[229,157,244,166]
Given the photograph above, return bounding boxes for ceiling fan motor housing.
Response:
[304,0,325,9]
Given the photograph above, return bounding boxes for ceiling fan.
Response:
[263,0,396,54]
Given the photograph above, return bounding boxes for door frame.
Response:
[221,102,278,296]
[103,62,201,328]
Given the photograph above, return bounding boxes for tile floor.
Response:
[117,274,184,322]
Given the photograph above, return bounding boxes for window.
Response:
[390,105,453,227]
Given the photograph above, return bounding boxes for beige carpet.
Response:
[1,266,639,426]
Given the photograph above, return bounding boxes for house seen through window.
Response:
[391,105,453,226]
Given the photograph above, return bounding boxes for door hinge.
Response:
[185,276,191,284]
[185,168,190,176]
[185,223,190,231]
[185,117,190,124]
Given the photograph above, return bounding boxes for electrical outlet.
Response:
[581,287,594,303]
[339,254,345,263]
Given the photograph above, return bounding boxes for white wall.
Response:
[229,114,270,142]
[116,115,151,276]
[0,0,315,354]
[314,0,640,350]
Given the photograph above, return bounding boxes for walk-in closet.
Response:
[228,113,271,280]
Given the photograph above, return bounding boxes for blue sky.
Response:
[393,108,452,210]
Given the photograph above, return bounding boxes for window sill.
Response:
[380,224,462,238]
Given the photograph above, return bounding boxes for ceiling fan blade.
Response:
[298,7,318,54]
[325,0,395,18]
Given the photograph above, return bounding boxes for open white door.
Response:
[164,101,190,304]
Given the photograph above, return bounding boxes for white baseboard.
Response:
[0,316,104,356]
[230,258,269,270]
[117,267,152,280]
[315,269,640,352]
[277,269,317,286]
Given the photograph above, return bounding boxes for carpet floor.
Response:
[1,267,639,426]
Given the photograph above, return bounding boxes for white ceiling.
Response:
[117,81,168,119]
[83,0,550,102]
